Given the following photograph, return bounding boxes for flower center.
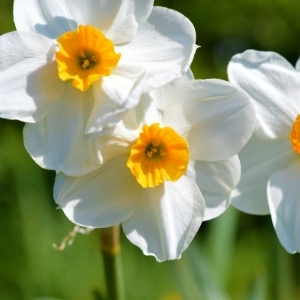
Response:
[127,123,190,188]
[56,25,121,91]
[78,49,99,70]
[290,115,300,154]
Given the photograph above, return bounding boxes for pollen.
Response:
[56,25,121,91]
[290,115,300,154]
[127,123,190,188]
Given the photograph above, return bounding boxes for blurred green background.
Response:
[1,0,300,299]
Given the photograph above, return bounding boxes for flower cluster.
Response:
[1,0,296,261]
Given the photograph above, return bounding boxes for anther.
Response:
[160,149,166,156]
[79,50,86,58]
[146,151,153,158]
[92,55,99,62]
[152,139,160,147]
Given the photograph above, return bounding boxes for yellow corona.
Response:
[56,25,121,91]
[290,115,300,154]
[127,123,190,188]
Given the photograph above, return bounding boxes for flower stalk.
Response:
[100,225,125,300]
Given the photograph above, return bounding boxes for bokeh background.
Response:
[1,0,300,299]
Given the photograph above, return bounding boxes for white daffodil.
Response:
[54,73,256,261]
[0,0,197,176]
[228,50,300,253]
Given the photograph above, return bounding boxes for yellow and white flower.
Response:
[54,73,255,261]
[228,50,300,253]
[0,0,197,176]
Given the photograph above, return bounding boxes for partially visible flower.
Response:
[54,73,255,261]
[0,0,197,176]
[228,50,300,253]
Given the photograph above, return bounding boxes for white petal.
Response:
[228,50,300,138]
[94,110,139,164]
[134,93,163,126]
[164,79,256,161]
[186,156,241,221]
[14,0,153,43]
[267,160,300,253]
[296,57,300,72]
[232,134,295,215]
[133,70,195,127]
[122,175,205,262]
[54,155,142,227]
[114,7,197,93]
[0,31,65,122]
[98,0,154,44]
[86,73,146,134]
[24,84,100,176]
[150,69,195,117]
[94,93,163,164]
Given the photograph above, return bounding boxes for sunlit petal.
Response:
[187,156,241,221]
[54,155,142,227]
[122,175,204,262]
[114,7,197,93]
[163,79,255,161]
[228,50,300,138]
[232,134,295,215]
[24,84,101,176]
[0,31,64,122]
[268,160,300,253]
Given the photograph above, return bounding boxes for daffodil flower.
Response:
[0,0,197,176]
[54,73,255,261]
[228,50,300,253]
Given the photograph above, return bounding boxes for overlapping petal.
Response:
[0,31,65,122]
[186,156,241,221]
[163,79,255,161]
[114,7,197,93]
[148,69,194,116]
[267,160,300,253]
[54,155,142,227]
[86,73,146,133]
[94,110,139,164]
[122,175,204,261]
[93,70,196,163]
[228,50,300,138]
[232,134,295,215]
[14,0,153,43]
[128,70,195,127]
[24,84,101,176]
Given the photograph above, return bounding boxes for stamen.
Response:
[152,139,160,147]
[160,149,167,156]
[92,55,99,62]
[79,49,86,58]
[146,151,153,158]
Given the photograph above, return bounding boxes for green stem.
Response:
[100,225,126,300]
[206,206,238,288]
[271,238,293,300]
